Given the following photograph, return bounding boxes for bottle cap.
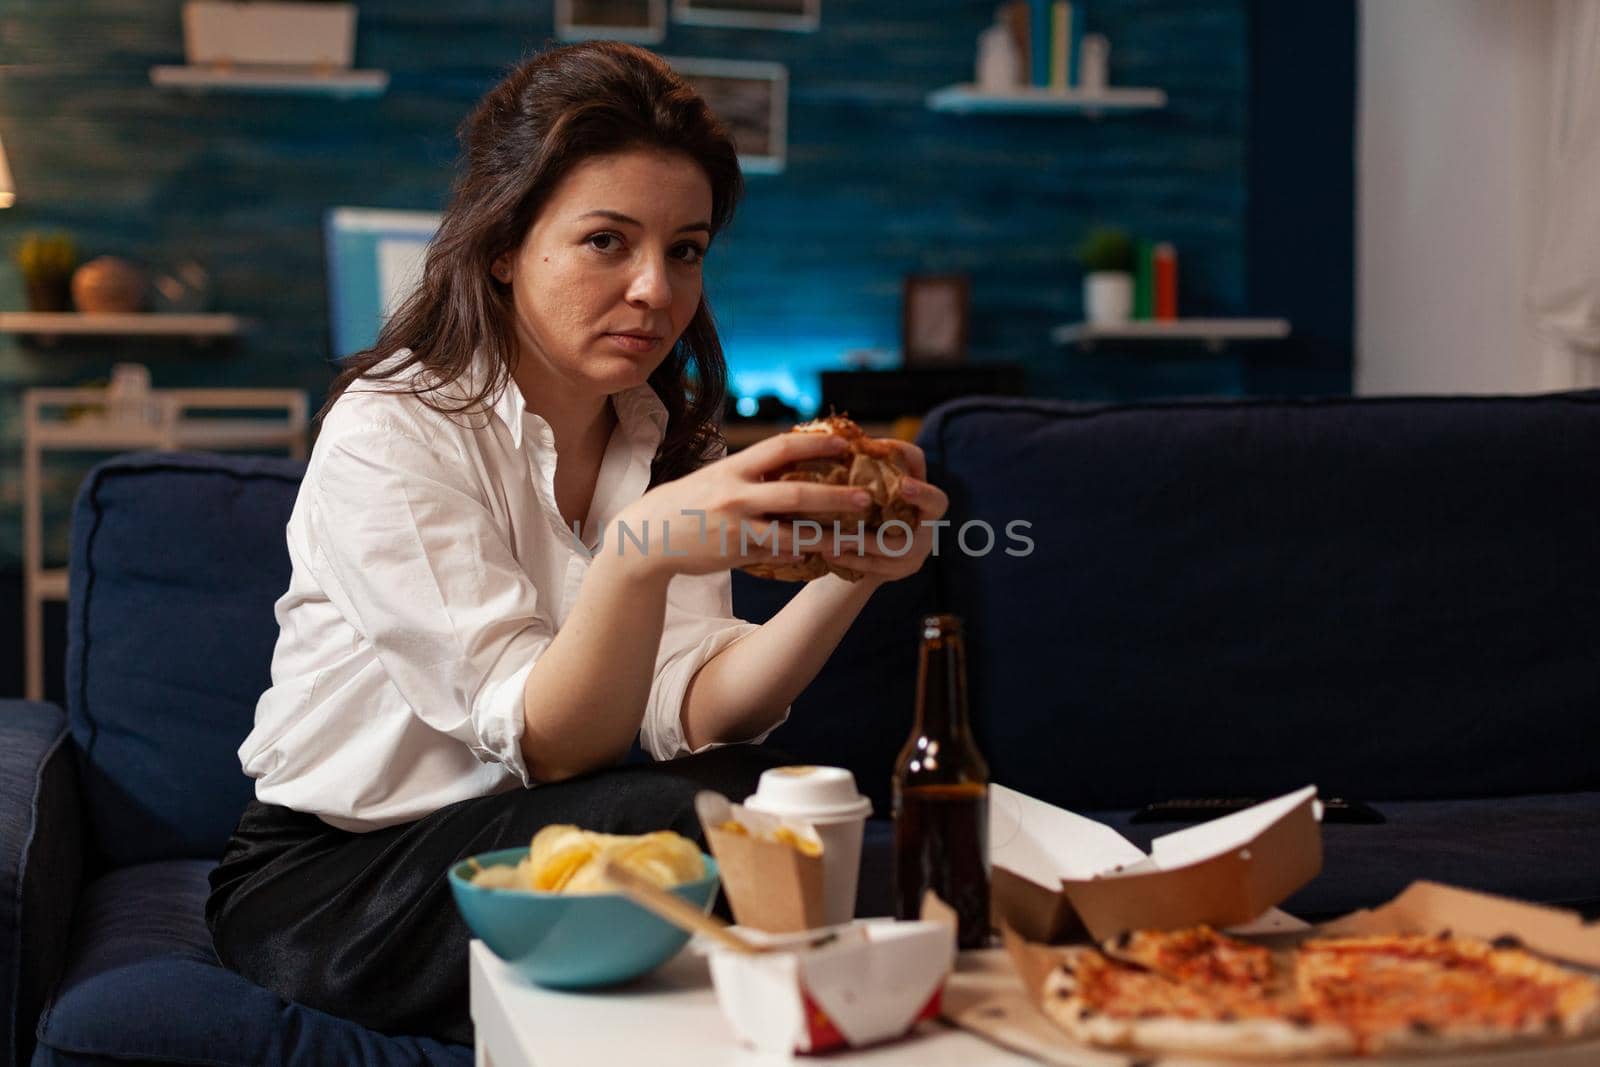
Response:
[743,765,872,822]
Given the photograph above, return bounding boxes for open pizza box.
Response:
[949,882,1600,1065]
[990,783,1324,943]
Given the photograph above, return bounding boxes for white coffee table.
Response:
[469,939,1037,1066]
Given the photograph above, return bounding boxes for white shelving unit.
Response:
[150,64,389,97]
[20,387,309,701]
[1052,318,1292,353]
[0,312,243,346]
[927,83,1166,117]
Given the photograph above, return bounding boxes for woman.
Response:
[205,40,949,1044]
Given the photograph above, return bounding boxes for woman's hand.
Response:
[820,439,949,585]
[611,432,873,579]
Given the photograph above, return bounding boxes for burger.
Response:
[742,415,920,583]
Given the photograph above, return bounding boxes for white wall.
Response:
[1357,0,1552,394]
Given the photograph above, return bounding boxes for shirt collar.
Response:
[387,348,670,454]
[485,356,669,455]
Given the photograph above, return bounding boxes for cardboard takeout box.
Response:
[696,792,827,933]
[971,881,1600,1066]
[705,919,954,1054]
[1313,880,1600,966]
[990,784,1324,943]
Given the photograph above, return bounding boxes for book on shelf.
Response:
[1050,3,1069,90]
[1002,1,1031,84]
[1153,242,1179,321]
[1028,0,1052,88]
[1021,0,1084,92]
[1134,240,1155,320]
[1068,2,1085,87]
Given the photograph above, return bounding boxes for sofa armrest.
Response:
[0,700,83,1067]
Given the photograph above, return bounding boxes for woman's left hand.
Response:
[821,440,949,584]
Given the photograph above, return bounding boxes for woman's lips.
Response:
[606,333,661,352]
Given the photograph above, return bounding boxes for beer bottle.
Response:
[892,613,990,949]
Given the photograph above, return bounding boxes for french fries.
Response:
[717,818,823,858]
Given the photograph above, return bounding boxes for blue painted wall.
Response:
[0,0,1342,575]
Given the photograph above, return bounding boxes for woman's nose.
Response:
[625,256,672,308]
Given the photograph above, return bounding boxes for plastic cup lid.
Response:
[743,765,872,821]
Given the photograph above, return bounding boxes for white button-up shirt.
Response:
[240,352,777,831]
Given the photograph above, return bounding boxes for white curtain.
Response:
[1529,0,1600,388]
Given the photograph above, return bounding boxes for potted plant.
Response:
[1075,226,1135,326]
[183,2,357,69]
[13,232,78,312]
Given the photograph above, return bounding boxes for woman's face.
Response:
[494,148,715,397]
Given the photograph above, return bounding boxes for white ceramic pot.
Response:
[183,2,356,68]
[1084,271,1134,326]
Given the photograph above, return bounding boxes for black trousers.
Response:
[205,745,790,1046]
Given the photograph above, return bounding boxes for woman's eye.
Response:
[676,243,707,265]
[588,232,622,253]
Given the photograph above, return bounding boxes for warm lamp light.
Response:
[0,133,14,208]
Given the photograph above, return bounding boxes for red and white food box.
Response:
[704,919,954,1055]
[990,784,1324,942]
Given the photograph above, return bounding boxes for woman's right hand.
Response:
[609,432,873,579]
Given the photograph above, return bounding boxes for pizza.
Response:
[1295,933,1600,1055]
[1040,925,1600,1059]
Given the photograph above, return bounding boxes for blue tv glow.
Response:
[323,206,887,415]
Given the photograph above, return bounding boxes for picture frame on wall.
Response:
[902,274,970,367]
[663,58,788,174]
[556,0,667,43]
[672,0,819,33]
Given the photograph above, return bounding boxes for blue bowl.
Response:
[447,847,720,989]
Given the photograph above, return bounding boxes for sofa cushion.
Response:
[35,860,470,1067]
[67,452,305,869]
[1089,790,1600,920]
[920,393,1600,811]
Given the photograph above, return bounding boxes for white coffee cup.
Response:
[744,765,872,927]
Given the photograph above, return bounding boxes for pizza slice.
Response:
[1041,929,1356,1059]
[1294,932,1600,1055]
[1037,926,1600,1060]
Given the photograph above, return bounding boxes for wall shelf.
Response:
[1052,318,1292,352]
[150,65,389,98]
[0,312,244,346]
[927,83,1166,116]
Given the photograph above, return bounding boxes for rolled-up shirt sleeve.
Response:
[640,569,790,761]
[304,421,552,786]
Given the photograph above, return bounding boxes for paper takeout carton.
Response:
[1312,880,1600,964]
[990,784,1324,942]
[972,881,1600,1066]
[705,918,954,1054]
[696,792,827,933]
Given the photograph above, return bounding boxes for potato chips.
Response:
[469,824,705,894]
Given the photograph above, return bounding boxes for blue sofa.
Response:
[6,392,1599,1066]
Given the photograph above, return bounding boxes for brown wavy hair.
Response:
[320,40,744,485]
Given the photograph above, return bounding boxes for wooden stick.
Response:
[599,859,762,956]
